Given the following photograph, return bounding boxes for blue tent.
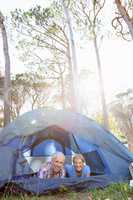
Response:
[0,109,133,194]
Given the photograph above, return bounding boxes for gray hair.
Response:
[52,152,65,161]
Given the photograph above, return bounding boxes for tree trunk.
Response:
[93,36,109,129]
[58,64,66,109]
[126,131,133,152]
[60,73,65,109]
[61,0,80,112]
[0,11,11,126]
[125,120,133,152]
[115,0,133,39]
[66,43,78,111]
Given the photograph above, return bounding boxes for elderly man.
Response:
[38,152,65,179]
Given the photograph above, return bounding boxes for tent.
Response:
[0,108,133,194]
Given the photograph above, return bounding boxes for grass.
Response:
[1,183,133,200]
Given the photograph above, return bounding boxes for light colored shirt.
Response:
[38,162,65,179]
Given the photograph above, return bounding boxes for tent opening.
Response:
[21,125,110,176]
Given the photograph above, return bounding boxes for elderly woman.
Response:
[38,152,65,179]
[65,154,90,177]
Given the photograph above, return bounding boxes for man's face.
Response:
[74,158,84,172]
[52,155,65,173]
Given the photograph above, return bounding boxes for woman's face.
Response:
[52,155,65,173]
[74,158,84,172]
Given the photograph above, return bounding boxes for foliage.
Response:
[11,71,53,112]
[91,182,133,200]
[1,183,133,200]
[109,89,133,151]
[10,2,77,110]
[113,0,133,40]
[95,112,125,142]
[69,0,107,40]
[11,4,68,66]
[110,89,133,132]
[0,105,4,127]
[10,74,28,119]
[69,0,109,128]
[10,1,110,114]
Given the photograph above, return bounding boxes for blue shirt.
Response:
[65,164,91,177]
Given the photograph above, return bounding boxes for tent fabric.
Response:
[7,175,113,195]
[0,146,15,181]
[0,108,133,194]
[0,109,132,158]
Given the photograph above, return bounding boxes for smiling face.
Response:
[73,157,84,172]
[52,154,65,174]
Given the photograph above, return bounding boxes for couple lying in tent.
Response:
[38,152,90,179]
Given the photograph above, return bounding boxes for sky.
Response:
[0,0,51,14]
[77,38,133,102]
[0,0,133,113]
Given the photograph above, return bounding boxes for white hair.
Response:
[52,151,65,161]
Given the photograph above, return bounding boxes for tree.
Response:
[10,74,28,119]
[0,105,4,127]
[70,0,109,128]
[92,0,109,129]
[110,89,133,152]
[113,0,133,40]
[112,0,133,151]
[95,112,125,142]
[61,0,80,112]
[12,72,52,111]
[0,11,11,126]
[11,4,79,111]
[21,72,51,110]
